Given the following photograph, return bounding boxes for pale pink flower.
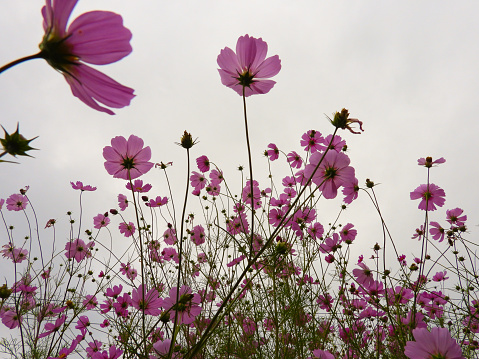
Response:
[446,207,467,226]
[119,222,135,237]
[163,228,177,245]
[217,34,281,96]
[38,315,67,338]
[126,179,152,193]
[163,286,202,325]
[410,183,446,211]
[70,181,97,191]
[103,135,154,180]
[131,284,163,315]
[190,171,207,190]
[429,221,445,242]
[118,193,128,211]
[353,262,375,288]
[1,309,22,329]
[196,155,210,172]
[304,151,355,199]
[190,225,206,246]
[64,238,94,262]
[311,349,335,359]
[39,0,134,114]
[6,194,29,211]
[432,270,449,282]
[322,134,346,152]
[404,327,465,359]
[93,213,110,229]
[82,295,98,310]
[342,177,359,204]
[147,196,168,207]
[209,169,224,184]
[417,156,446,168]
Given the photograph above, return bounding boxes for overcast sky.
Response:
[1,1,479,270]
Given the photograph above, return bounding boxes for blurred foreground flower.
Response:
[217,34,281,96]
[0,124,38,163]
[404,327,465,359]
[0,0,134,115]
[103,135,154,180]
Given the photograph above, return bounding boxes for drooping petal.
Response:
[65,64,135,115]
[249,80,276,96]
[68,11,132,65]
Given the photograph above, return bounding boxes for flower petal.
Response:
[236,35,257,69]
[255,55,281,78]
[68,11,132,65]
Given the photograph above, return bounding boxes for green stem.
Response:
[0,52,45,75]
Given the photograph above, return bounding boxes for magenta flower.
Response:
[75,315,90,334]
[266,143,280,161]
[39,0,134,114]
[209,169,224,184]
[301,130,325,153]
[163,286,202,325]
[119,222,135,237]
[446,207,467,226]
[190,171,207,190]
[404,327,465,359]
[410,183,446,211]
[64,238,94,262]
[6,194,29,211]
[342,177,359,204]
[70,181,97,191]
[93,213,110,229]
[131,284,163,315]
[304,151,355,199]
[147,196,168,208]
[103,135,154,180]
[118,193,128,211]
[1,309,22,329]
[217,34,281,96]
[352,262,375,288]
[429,221,445,242]
[417,156,446,168]
[196,155,210,172]
[311,349,335,359]
[38,315,67,338]
[287,151,303,169]
[190,225,206,246]
[126,179,152,193]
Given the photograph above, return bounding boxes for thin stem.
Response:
[168,147,191,359]
[242,87,255,254]
[0,52,45,75]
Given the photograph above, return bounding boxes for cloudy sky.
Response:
[1,1,479,270]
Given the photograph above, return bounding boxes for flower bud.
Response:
[0,284,12,299]
[1,123,38,159]
[179,131,196,149]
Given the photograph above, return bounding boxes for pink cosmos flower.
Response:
[75,315,90,334]
[190,171,207,190]
[39,0,134,114]
[429,222,445,241]
[147,196,168,207]
[319,233,340,254]
[304,151,355,199]
[93,213,110,229]
[6,194,29,211]
[342,177,359,204]
[287,151,303,169]
[446,207,467,227]
[118,193,128,211]
[308,222,324,240]
[1,309,22,329]
[64,238,94,262]
[209,169,224,184]
[301,130,325,153]
[404,327,465,359]
[103,135,154,180]
[196,155,210,172]
[83,295,98,310]
[70,181,97,191]
[266,143,279,161]
[353,262,375,288]
[163,228,177,245]
[433,270,449,282]
[190,225,206,246]
[311,349,335,359]
[217,34,281,96]
[417,156,446,168]
[242,180,262,209]
[163,286,202,325]
[131,284,163,315]
[410,183,446,211]
[322,134,346,152]
[38,315,67,338]
[340,223,357,243]
[126,179,152,193]
[119,221,135,237]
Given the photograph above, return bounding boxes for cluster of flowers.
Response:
[1,1,477,358]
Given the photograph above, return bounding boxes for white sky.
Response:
[1,0,479,276]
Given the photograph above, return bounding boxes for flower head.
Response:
[39,0,134,114]
[404,327,465,359]
[70,181,96,191]
[6,194,29,211]
[217,34,281,96]
[417,156,446,168]
[410,183,446,211]
[103,135,154,180]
